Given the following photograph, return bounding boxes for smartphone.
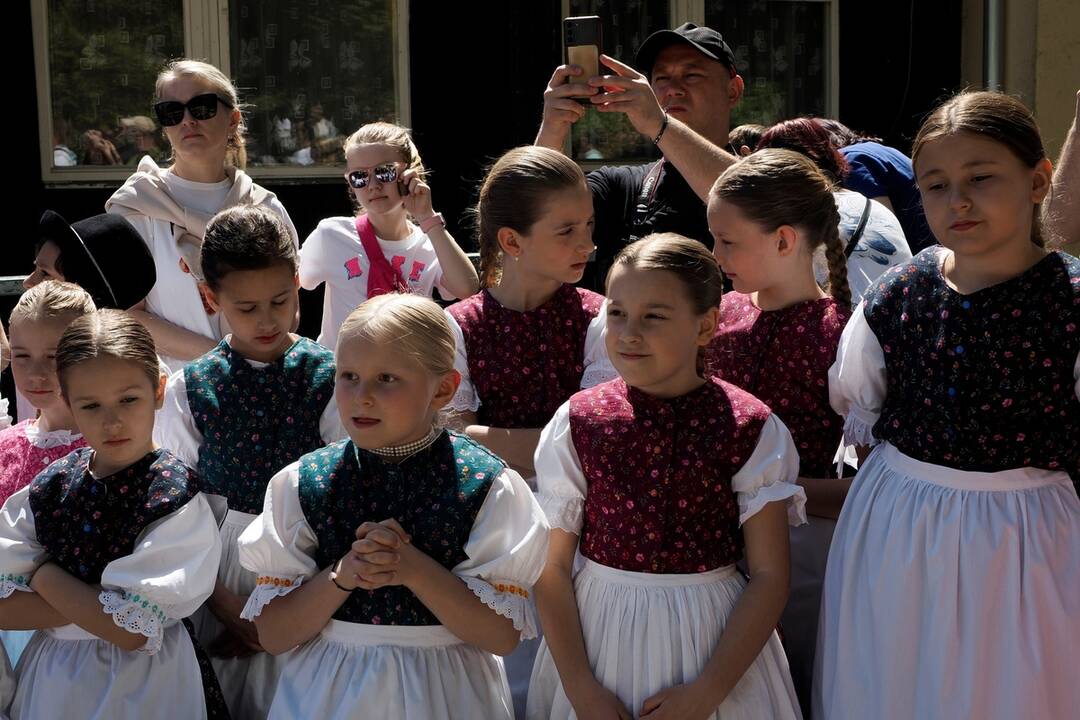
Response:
[564,16,602,104]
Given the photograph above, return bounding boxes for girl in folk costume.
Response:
[446,146,616,481]
[106,59,298,374]
[0,311,224,719]
[816,91,1080,719]
[705,149,851,712]
[299,121,478,349]
[0,282,96,506]
[528,234,805,719]
[237,294,549,719]
[445,146,616,712]
[156,205,345,719]
[0,282,96,666]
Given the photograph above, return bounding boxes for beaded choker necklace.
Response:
[368,426,442,461]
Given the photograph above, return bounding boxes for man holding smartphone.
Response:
[535,23,744,290]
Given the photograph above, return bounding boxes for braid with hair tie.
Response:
[477,237,503,289]
[712,148,853,307]
[821,226,852,308]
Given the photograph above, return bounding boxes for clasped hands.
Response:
[334,519,419,592]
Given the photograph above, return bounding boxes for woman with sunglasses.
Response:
[105,59,298,375]
[298,122,478,349]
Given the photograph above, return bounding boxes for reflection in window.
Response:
[568,0,669,163]
[230,0,400,168]
[47,0,183,169]
[705,0,827,128]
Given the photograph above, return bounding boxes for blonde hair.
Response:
[155,59,247,168]
[338,293,455,379]
[343,122,426,181]
[10,280,96,327]
[56,310,160,397]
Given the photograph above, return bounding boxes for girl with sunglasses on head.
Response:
[106,59,298,375]
[298,122,478,350]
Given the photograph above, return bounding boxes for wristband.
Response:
[652,113,670,145]
[329,561,353,592]
[418,212,446,234]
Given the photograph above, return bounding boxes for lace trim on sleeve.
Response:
[99,589,170,655]
[461,576,538,640]
[239,575,305,621]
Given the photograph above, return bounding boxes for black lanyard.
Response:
[630,159,665,242]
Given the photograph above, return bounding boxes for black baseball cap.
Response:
[635,23,737,77]
[37,210,156,310]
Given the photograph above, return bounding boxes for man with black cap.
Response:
[536,23,743,289]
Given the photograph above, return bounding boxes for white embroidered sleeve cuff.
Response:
[842,406,880,448]
[461,576,539,640]
[240,575,305,621]
[536,494,583,534]
[737,482,808,527]
[99,589,169,655]
[0,572,32,599]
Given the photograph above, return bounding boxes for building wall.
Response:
[1035,0,1079,161]
[962,0,1080,159]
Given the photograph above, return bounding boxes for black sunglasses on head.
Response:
[153,93,233,127]
[347,164,400,189]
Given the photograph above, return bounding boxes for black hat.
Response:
[37,210,156,310]
[635,23,737,77]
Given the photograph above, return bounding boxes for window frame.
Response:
[561,0,839,169]
[31,0,411,185]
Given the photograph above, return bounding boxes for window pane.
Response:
[47,0,184,169]
[230,0,399,168]
[568,0,669,164]
[705,0,827,127]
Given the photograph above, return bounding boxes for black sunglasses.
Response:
[347,163,400,189]
[153,93,233,127]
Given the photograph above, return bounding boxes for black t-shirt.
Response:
[583,160,713,291]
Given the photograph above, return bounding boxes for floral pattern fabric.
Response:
[0,421,87,507]
[447,284,604,428]
[705,292,850,478]
[28,448,199,583]
[185,336,335,513]
[569,378,771,573]
[864,247,1080,481]
[297,432,503,625]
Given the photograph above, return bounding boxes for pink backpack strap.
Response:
[354,214,407,298]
